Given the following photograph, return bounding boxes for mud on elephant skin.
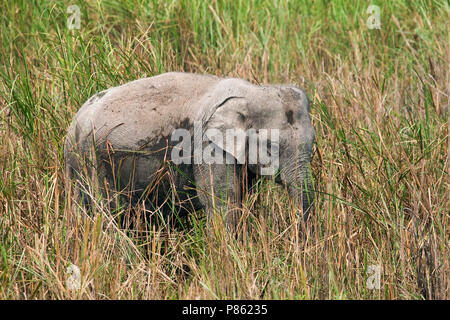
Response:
[64,72,316,234]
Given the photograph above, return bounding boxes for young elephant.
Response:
[64,72,315,233]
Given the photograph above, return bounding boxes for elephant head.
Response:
[198,79,316,222]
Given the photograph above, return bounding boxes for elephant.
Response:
[64,72,315,234]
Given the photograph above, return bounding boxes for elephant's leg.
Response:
[64,144,96,215]
[65,159,82,222]
[193,162,245,237]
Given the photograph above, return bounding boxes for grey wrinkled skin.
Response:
[64,72,315,234]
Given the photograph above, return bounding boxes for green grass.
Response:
[0,0,448,299]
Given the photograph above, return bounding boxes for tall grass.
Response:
[0,0,448,299]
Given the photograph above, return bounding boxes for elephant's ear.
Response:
[204,96,249,163]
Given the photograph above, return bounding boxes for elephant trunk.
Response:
[284,163,314,222]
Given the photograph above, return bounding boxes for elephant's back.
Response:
[68,72,220,152]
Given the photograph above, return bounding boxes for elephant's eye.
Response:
[265,141,271,154]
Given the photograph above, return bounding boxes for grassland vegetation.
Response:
[0,0,448,299]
